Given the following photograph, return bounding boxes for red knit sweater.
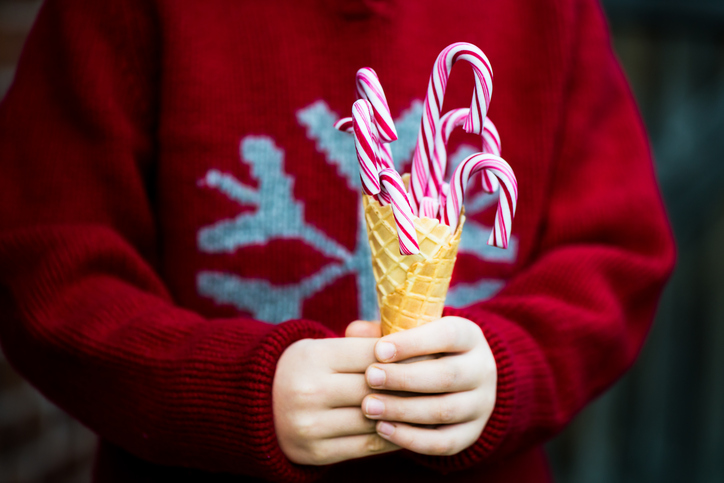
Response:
[0,0,674,481]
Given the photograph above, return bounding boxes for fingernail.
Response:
[364,397,384,417]
[367,366,386,387]
[376,341,396,361]
[377,421,395,437]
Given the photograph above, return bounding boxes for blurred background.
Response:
[547,1,724,482]
[1,0,722,481]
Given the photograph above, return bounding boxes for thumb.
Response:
[345,320,382,338]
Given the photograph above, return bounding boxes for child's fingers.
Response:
[326,374,375,407]
[345,320,382,338]
[373,317,482,363]
[295,408,377,440]
[374,419,485,456]
[324,337,378,373]
[361,391,485,425]
[365,353,482,393]
[303,434,400,465]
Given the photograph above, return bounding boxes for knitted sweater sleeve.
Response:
[0,1,332,481]
[412,0,675,472]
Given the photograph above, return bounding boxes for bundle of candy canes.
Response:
[336,42,518,255]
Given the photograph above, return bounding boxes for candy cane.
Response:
[439,183,449,217]
[335,69,397,169]
[337,113,389,205]
[432,109,502,194]
[357,69,397,169]
[356,68,398,143]
[419,196,439,219]
[444,153,517,249]
[352,100,382,196]
[430,108,467,194]
[337,116,394,170]
[411,42,494,208]
[334,117,354,133]
[379,168,420,255]
[479,118,501,192]
[481,118,501,157]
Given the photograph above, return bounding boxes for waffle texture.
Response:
[363,194,464,334]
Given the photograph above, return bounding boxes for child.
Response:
[0,0,675,481]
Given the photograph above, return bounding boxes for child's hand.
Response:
[345,320,382,338]
[273,337,400,465]
[360,316,497,456]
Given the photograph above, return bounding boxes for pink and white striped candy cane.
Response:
[430,108,468,193]
[444,153,517,249]
[419,196,439,219]
[432,109,501,194]
[377,190,393,205]
[336,115,394,170]
[352,100,382,196]
[479,118,501,193]
[335,68,397,169]
[357,68,396,169]
[481,118,501,157]
[356,68,398,143]
[334,117,354,133]
[337,113,392,205]
[379,168,420,255]
[411,42,494,209]
[439,182,449,216]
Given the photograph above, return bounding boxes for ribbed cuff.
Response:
[243,318,337,482]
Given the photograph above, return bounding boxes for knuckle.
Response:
[306,443,329,465]
[481,388,496,411]
[482,361,497,382]
[439,362,459,391]
[291,380,323,402]
[291,338,317,359]
[440,321,458,349]
[399,431,418,450]
[291,415,316,438]
[448,316,481,348]
[365,434,389,453]
[284,447,308,465]
[472,324,485,343]
[430,437,457,456]
[436,402,456,424]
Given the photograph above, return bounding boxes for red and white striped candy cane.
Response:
[356,68,398,143]
[337,113,390,205]
[352,100,382,196]
[444,153,517,249]
[433,108,502,194]
[357,68,396,169]
[334,117,354,133]
[481,117,501,157]
[411,42,494,208]
[336,115,393,170]
[335,69,396,169]
[479,118,501,193]
[419,196,439,219]
[379,168,420,255]
[439,183,449,218]
[430,108,468,194]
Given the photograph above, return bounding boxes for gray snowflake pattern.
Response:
[196,100,517,323]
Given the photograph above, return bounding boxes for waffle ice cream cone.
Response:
[363,191,465,336]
